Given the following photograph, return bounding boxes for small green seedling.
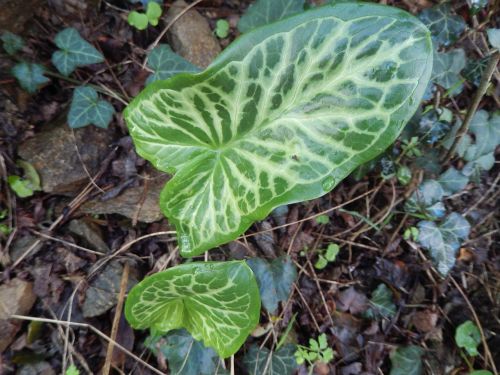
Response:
[215,19,230,38]
[315,214,329,224]
[65,364,80,375]
[8,160,41,198]
[295,333,334,373]
[315,244,340,270]
[403,226,419,241]
[397,165,412,185]
[128,2,162,30]
[455,320,481,357]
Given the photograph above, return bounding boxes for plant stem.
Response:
[44,70,128,104]
[442,51,500,164]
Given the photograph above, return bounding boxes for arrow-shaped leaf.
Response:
[124,261,261,358]
[125,3,433,257]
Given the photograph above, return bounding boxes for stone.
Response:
[81,174,168,223]
[68,219,110,253]
[17,115,112,194]
[0,0,44,33]
[165,0,221,68]
[0,278,37,352]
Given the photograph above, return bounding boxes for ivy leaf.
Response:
[1,31,24,55]
[486,28,500,50]
[463,57,488,87]
[438,167,468,195]
[124,261,261,358]
[243,344,298,375]
[465,110,500,160]
[238,0,305,33]
[146,44,200,84]
[432,49,466,96]
[405,180,445,219]
[146,329,228,375]
[11,62,50,93]
[68,86,115,128]
[52,28,104,76]
[470,0,488,15]
[417,109,451,144]
[247,257,297,314]
[366,283,396,320]
[125,3,433,256]
[455,320,481,356]
[418,4,465,47]
[390,345,424,375]
[417,213,470,275]
[470,371,493,375]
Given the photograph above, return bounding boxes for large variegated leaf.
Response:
[125,3,433,256]
[124,261,260,358]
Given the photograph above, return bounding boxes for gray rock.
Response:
[80,174,168,223]
[17,115,112,194]
[0,278,37,352]
[68,219,110,253]
[165,0,221,68]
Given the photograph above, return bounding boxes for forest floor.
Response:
[0,0,499,374]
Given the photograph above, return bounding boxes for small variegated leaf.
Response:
[124,261,260,358]
[125,3,433,257]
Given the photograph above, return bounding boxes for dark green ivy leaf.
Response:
[52,28,104,76]
[11,62,50,93]
[432,49,466,96]
[418,4,465,47]
[405,180,445,219]
[146,44,200,84]
[438,167,468,195]
[243,344,298,375]
[463,57,489,87]
[390,345,424,375]
[68,86,115,128]
[1,31,24,55]
[146,329,227,375]
[247,257,297,314]
[366,283,396,320]
[238,0,305,33]
[418,213,470,275]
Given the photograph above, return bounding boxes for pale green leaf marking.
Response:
[124,261,260,358]
[125,3,433,256]
[52,28,104,76]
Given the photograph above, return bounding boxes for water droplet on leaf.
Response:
[321,176,335,191]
